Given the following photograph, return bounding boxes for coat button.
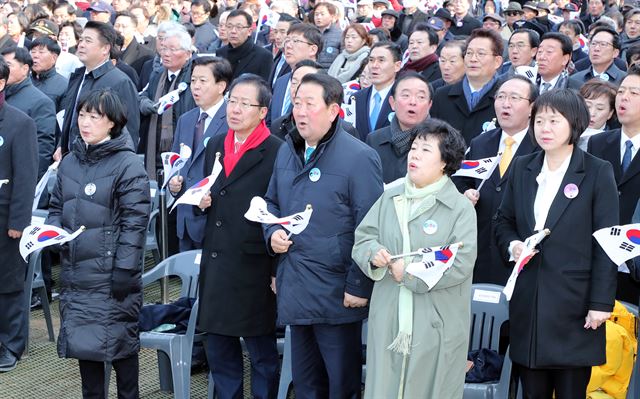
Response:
[106,251,112,256]
[215,221,222,227]
[211,252,218,258]
[495,186,501,192]
[618,191,622,196]
[220,190,226,196]
[492,215,498,221]
[106,231,111,235]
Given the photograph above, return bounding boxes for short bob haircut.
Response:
[409,118,466,177]
[76,89,128,139]
[298,73,343,106]
[227,73,272,108]
[580,79,617,109]
[341,23,372,49]
[529,89,589,146]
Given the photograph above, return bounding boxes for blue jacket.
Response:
[263,120,383,325]
[170,103,228,242]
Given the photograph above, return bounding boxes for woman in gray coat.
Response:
[353,119,477,398]
[47,89,150,398]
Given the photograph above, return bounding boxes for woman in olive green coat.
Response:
[353,119,477,399]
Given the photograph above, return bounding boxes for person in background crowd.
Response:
[456,75,539,285]
[87,1,114,24]
[366,72,433,183]
[216,10,273,81]
[267,14,300,87]
[588,66,640,304]
[583,0,606,31]
[52,2,76,27]
[2,46,55,178]
[621,8,640,60]
[578,79,617,151]
[55,21,83,78]
[535,32,572,92]
[367,27,390,44]
[427,15,453,55]
[356,0,374,23]
[504,2,525,32]
[523,2,539,22]
[401,24,441,82]
[353,118,476,399]
[30,36,68,111]
[496,88,618,399]
[191,0,221,52]
[500,28,539,76]
[114,11,154,77]
[56,21,140,160]
[352,41,401,141]
[0,16,13,51]
[328,23,370,84]
[569,26,626,89]
[313,2,342,68]
[626,42,640,69]
[130,5,157,42]
[449,0,482,36]
[198,74,282,399]
[112,0,131,13]
[264,73,383,399]
[558,20,590,65]
[7,12,29,48]
[431,28,503,145]
[431,39,466,91]
[534,2,554,33]
[380,9,408,52]
[47,89,150,399]
[168,56,231,251]
[399,0,428,34]
[0,57,38,374]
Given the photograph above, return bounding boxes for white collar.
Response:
[500,127,528,146]
[200,97,224,121]
[537,152,572,184]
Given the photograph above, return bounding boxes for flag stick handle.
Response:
[389,242,464,260]
[286,231,293,240]
[476,177,487,192]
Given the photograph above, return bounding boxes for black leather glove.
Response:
[111,268,135,301]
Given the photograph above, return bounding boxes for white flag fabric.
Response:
[0,179,8,189]
[503,229,550,300]
[244,196,313,235]
[593,224,640,267]
[255,5,280,42]
[160,143,192,188]
[157,82,188,115]
[515,65,538,84]
[341,98,356,126]
[452,156,499,179]
[20,223,85,261]
[342,80,361,103]
[33,162,59,211]
[170,152,222,212]
[400,49,410,68]
[405,243,461,289]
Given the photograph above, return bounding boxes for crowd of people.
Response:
[0,0,640,398]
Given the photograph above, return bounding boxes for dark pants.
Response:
[0,289,27,359]
[290,322,362,399]
[516,363,591,399]
[205,332,279,399]
[178,235,202,253]
[78,354,139,399]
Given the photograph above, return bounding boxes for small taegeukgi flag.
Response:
[341,98,356,126]
[20,223,85,261]
[160,143,192,188]
[244,196,313,237]
[404,243,463,289]
[0,179,8,189]
[593,224,640,268]
[452,156,499,180]
[33,162,59,211]
[157,82,188,115]
[170,152,222,212]
[342,80,361,102]
[503,228,551,300]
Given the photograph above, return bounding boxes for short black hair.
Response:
[1,46,33,69]
[626,43,640,66]
[288,23,323,54]
[293,59,323,73]
[115,11,138,26]
[84,21,118,50]
[590,26,621,50]
[298,73,343,106]
[0,57,9,82]
[441,39,467,55]
[409,23,439,47]
[510,28,540,48]
[529,89,588,146]
[60,21,82,40]
[227,9,252,27]
[370,41,402,62]
[191,56,233,93]
[409,118,466,176]
[558,19,584,36]
[76,89,128,138]
[54,2,75,16]
[496,75,539,103]
[391,71,433,100]
[191,0,212,13]
[228,73,271,108]
[467,28,504,57]
[30,36,61,55]
[368,28,391,42]
[278,13,300,25]
[540,31,573,55]
[182,22,196,38]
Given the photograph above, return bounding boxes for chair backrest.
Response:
[24,250,42,308]
[149,180,159,212]
[469,284,509,351]
[47,170,57,194]
[142,250,201,299]
[32,209,48,224]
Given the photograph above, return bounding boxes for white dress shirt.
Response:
[369,83,393,117]
[619,129,640,163]
[200,98,225,133]
[499,127,528,155]
[533,154,572,231]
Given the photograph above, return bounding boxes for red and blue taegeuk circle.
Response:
[626,229,640,245]
[194,177,209,188]
[37,230,60,242]
[461,161,480,169]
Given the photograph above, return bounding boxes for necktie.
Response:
[369,92,382,131]
[499,136,516,177]
[541,82,551,93]
[304,147,314,164]
[234,141,242,154]
[168,73,175,82]
[193,112,208,150]
[622,140,633,174]
[282,88,291,117]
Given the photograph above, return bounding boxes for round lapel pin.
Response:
[309,168,321,182]
[0,136,4,147]
[84,183,97,196]
[564,183,579,199]
[423,219,438,235]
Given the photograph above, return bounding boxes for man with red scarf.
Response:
[196,74,282,399]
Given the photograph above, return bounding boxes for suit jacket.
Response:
[495,148,618,368]
[121,39,154,77]
[568,63,626,90]
[197,133,282,336]
[216,39,274,82]
[268,51,291,87]
[454,128,538,285]
[573,56,627,73]
[365,117,409,184]
[430,78,500,145]
[352,86,393,141]
[266,72,290,127]
[170,104,228,243]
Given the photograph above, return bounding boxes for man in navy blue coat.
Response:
[264,73,383,398]
[168,56,231,251]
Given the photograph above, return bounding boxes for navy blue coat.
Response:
[263,121,383,325]
[266,72,290,127]
[170,103,228,243]
[352,86,393,141]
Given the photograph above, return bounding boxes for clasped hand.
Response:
[372,248,405,282]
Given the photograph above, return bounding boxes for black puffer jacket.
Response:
[47,133,150,362]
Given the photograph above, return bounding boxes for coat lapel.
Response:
[621,149,640,185]
[221,144,265,188]
[523,152,544,232]
[541,148,585,233]
[602,130,623,182]
[192,104,227,163]
[449,83,471,117]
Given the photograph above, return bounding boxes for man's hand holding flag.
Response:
[244,196,313,238]
[170,152,222,212]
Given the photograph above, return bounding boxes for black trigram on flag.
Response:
[476,167,487,174]
[482,159,493,164]
[421,247,433,254]
[29,226,41,235]
[25,242,34,250]
[346,108,353,117]
[525,70,534,79]
[619,242,635,252]
[610,227,621,236]
[292,215,304,221]
[423,261,435,269]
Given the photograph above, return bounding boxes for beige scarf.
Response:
[145,70,177,178]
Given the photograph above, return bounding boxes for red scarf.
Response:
[223,120,270,176]
[401,53,439,73]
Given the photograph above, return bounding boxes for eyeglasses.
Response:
[228,98,262,110]
[590,40,614,49]
[505,11,522,17]
[495,93,530,103]
[225,24,250,31]
[159,47,184,54]
[464,50,496,59]
[283,37,313,46]
[508,43,530,50]
[191,11,207,17]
